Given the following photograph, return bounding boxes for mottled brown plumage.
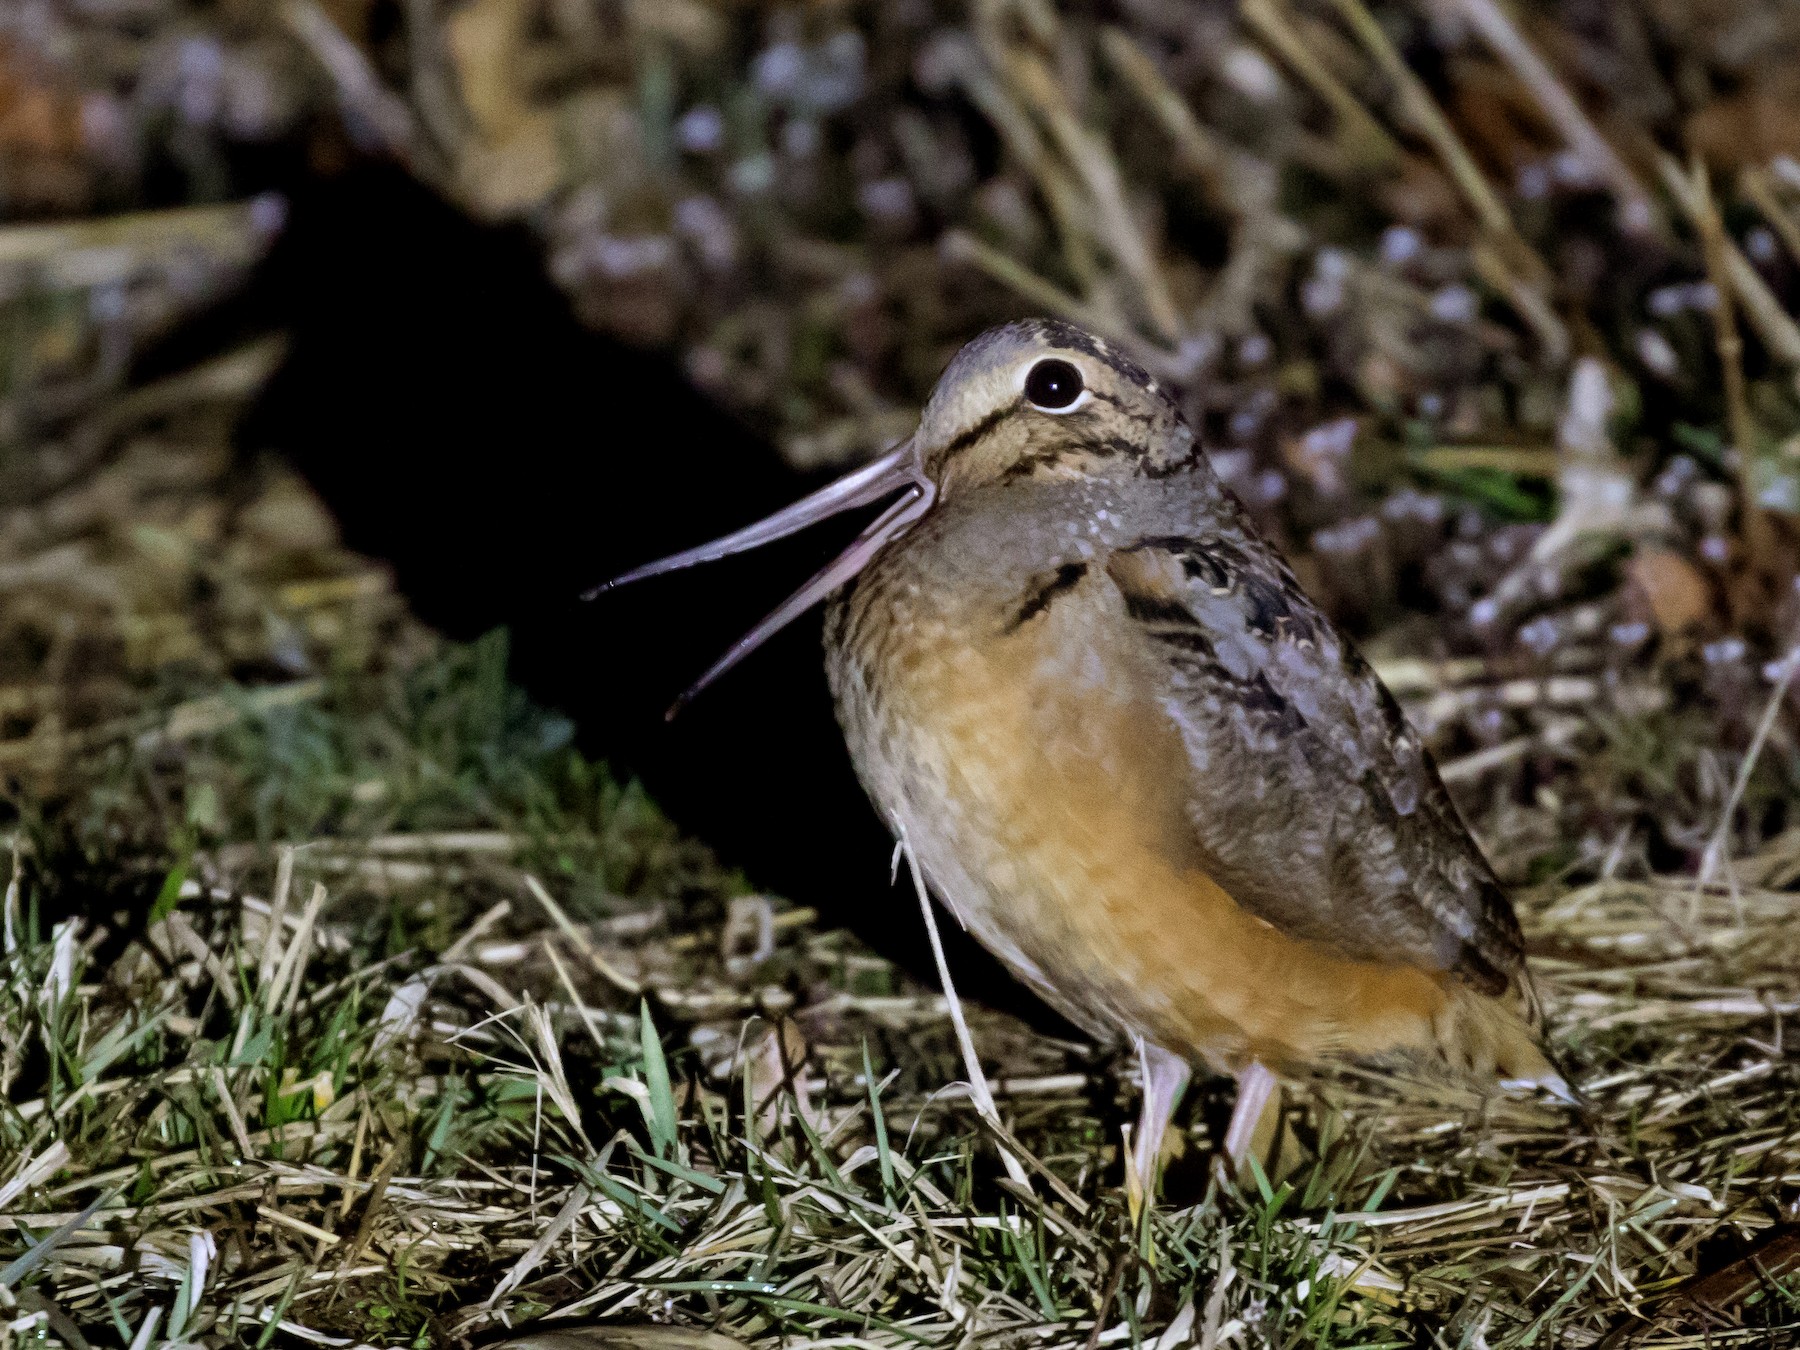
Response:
[825,317,1555,1077]
[599,317,1567,1201]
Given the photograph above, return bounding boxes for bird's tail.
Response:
[1440,976,1580,1106]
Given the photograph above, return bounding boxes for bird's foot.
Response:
[1214,1059,1281,1189]
[1125,1038,1190,1221]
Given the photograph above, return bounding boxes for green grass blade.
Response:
[639,999,678,1159]
[862,1040,896,1202]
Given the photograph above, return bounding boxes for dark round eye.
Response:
[1024,358,1084,410]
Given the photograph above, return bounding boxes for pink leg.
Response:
[1125,1038,1190,1213]
[1222,1060,1280,1168]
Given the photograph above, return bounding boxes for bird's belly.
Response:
[831,590,1451,1073]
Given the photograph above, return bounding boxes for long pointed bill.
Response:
[585,439,934,717]
[664,483,932,717]
[584,442,924,598]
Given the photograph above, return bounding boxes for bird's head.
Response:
[589,319,1200,713]
[913,318,1195,494]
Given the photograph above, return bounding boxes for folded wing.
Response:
[1104,530,1527,1001]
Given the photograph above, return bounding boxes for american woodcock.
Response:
[594,318,1569,1201]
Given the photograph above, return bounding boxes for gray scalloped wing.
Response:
[1104,531,1526,998]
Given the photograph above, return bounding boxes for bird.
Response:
[593,317,1570,1204]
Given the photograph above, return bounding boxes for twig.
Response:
[1438,736,1536,785]
[1325,0,1514,242]
[1694,648,1800,910]
[542,941,610,1056]
[941,231,1186,383]
[0,1195,112,1290]
[1099,29,1235,205]
[1238,0,1403,171]
[1657,152,1800,369]
[522,873,643,997]
[257,847,298,995]
[1083,1249,1130,1350]
[364,831,521,855]
[1471,243,1570,363]
[0,202,271,291]
[1412,445,1559,476]
[485,1182,591,1305]
[281,0,419,163]
[441,900,513,963]
[0,1143,70,1211]
[948,36,1102,292]
[1412,674,1611,735]
[1689,154,1768,569]
[1005,51,1184,343]
[1693,162,1753,457]
[402,0,469,165]
[1440,715,1583,784]
[0,666,321,774]
[1324,0,1565,357]
[1453,0,1654,228]
[142,678,326,752]
[268,883,331,1019]
[90,338,286,456]
[257,1204,340,1247]
[338,1109,368,1222]
[2,843,18,958]
[894,829,1031,1188]
[1740,166,1800,267]
[336,1139,409,1273]
[160,912,242,1012]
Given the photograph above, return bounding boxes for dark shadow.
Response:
[179,161,1076,1037]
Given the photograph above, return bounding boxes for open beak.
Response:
[586,438,935,717]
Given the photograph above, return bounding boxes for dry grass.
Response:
[0,794,1794,1348]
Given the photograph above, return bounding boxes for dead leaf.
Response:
[1625,547,1714,637]
[0,40,83,160]
[444,0,567,217]
[1375,155,1463,232]
[458,115,564,219]
[624,0,725,56]
[1688,89,1800,173]
[0,37,91,213]
[446,0,537,142]
[1449,57,1555,176]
